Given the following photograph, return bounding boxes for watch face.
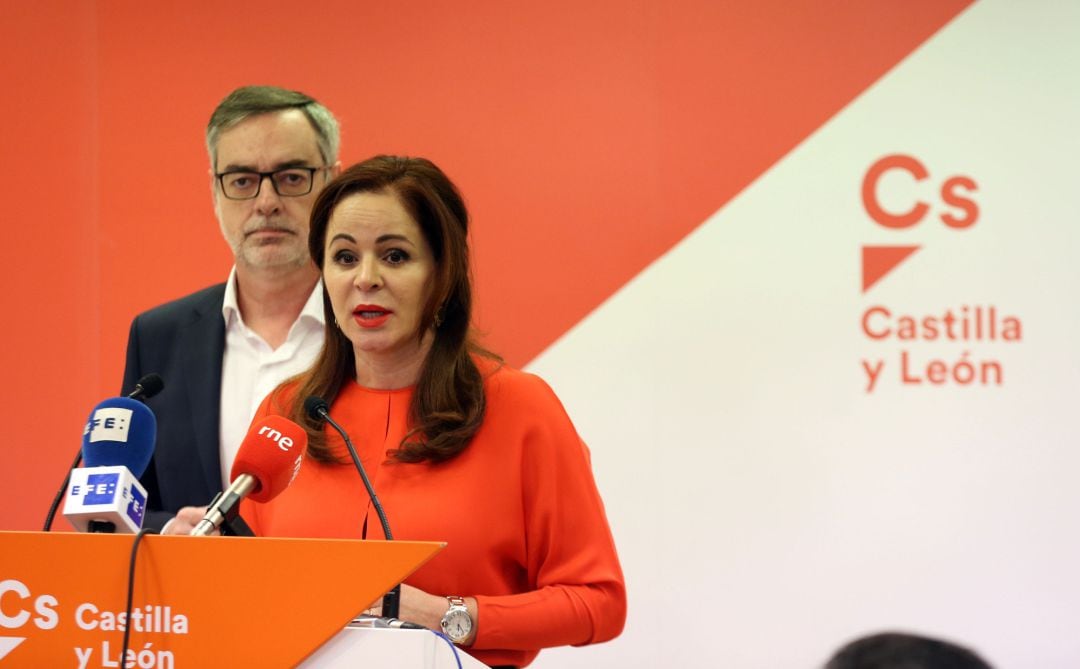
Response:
[442,608,472,641]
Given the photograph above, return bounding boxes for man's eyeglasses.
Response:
[215,166,328,200]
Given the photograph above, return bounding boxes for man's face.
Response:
[211,109,329,272]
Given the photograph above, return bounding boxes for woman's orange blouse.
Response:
[240,362,626,668]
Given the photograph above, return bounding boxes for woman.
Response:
[241,156,625,667]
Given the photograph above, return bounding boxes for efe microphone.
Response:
[191,415,308,536]
[62,396,158,533]
[44,374,165,531]
[304,396,399,619]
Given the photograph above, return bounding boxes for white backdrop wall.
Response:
[529,2,1080,666]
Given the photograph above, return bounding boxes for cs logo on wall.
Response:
[858,154,1022,394]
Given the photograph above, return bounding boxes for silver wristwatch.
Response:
[439,595,473,643]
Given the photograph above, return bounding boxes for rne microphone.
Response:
[62,396,157,533]
[191,415,307,537]
[43,374,165,532]
[304,396,399,619]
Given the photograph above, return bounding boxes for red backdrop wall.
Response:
[0,0,968,528]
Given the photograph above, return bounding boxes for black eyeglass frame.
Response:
[215,166,329,200]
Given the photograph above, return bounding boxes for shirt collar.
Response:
[222,266,242,326]
[298,276,326,326]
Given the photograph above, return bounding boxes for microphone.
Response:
[126,373,164,402]
[191,415,307,537]
[304,396,399,618]
[62,397,157,533]
[43,374,165,531]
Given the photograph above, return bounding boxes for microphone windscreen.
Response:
[303,396,329,421]
[81,397,157,477]
[231,416,308,503]
[136,373,165,400]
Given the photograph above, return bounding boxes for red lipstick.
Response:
[353,304,392,329]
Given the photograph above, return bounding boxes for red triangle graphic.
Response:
[862,245,920,292]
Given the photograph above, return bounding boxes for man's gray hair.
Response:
[206,85,340,168]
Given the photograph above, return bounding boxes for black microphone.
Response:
[126,373,164,402]
[43,374,165,531]
[304,396,399,619]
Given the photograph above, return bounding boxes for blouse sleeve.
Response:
[471,372,626,651]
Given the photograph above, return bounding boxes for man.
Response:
[121,86,340,534]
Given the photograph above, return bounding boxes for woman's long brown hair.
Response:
[284,155,496,463]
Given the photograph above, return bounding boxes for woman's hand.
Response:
[161,506,215,535]
[365,583,478,645]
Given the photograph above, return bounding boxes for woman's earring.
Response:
[433,305,445,329]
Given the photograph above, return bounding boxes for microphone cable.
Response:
[433,630,464,669]
[42,450,83,531]
[120,527,158,665]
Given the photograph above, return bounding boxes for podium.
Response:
[0,531,486,667]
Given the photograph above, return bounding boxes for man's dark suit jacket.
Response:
[121,284,226,531]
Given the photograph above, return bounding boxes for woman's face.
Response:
[323,190,436,375]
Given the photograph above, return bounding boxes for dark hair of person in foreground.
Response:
[825,632,993,669]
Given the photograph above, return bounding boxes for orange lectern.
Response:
[0,531,443,667]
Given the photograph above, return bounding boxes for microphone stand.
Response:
[308,399,400,619]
